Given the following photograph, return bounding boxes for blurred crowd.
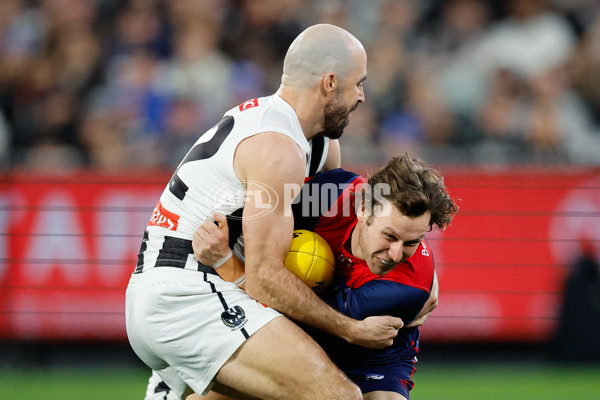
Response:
[2,0,600,173]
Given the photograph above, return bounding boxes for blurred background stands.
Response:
[1,0,600,171]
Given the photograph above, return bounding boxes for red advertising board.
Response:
[1,168,599,342]
[418,168,600,342]
[0,173,167,340]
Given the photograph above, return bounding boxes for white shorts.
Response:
[126,267,282,397]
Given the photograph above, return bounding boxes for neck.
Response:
[277,85,324,140]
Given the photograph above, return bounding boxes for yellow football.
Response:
[284,230,335,293]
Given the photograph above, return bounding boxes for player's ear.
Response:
[356,200,368,222]
[322,72,337,93]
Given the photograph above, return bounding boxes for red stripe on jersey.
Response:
[149,200,180,231]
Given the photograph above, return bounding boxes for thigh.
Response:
[213,316,361,400]
[128,268,282,397]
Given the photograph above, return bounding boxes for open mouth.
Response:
[378,258,396,266]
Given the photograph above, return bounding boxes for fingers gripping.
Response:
[193,213,231,265]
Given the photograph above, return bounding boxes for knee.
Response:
[338,382,363,400]
[318,374,362,400]
[311,360,363,399]
[296,371,362,400]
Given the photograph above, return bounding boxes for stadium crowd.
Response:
[1,0,600,172]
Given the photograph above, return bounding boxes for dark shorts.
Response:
[344,357,417,398]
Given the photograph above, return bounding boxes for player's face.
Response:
[354,201,430,276]
[321,53,366,139]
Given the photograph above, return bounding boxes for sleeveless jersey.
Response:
[135,94,330,273]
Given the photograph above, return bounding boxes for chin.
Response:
[369,261,390,276]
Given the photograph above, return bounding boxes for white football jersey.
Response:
[136,94,329,272]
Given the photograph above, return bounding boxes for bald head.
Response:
[282,24,365,87]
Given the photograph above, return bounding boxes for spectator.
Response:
[87,49,167,169]
[158,18,234,117]
[1,0,600,170]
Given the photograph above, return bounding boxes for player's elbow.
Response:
[244,275,267,300]
[243,265,274,300]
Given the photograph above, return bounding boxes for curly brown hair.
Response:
[365,155,458,230]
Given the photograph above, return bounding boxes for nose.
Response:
[358,85,365,103]
[388,242,404,263]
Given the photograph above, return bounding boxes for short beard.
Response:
[320,99,356,139]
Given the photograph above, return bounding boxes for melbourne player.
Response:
[126,23,405,400]
[189,155,457,400]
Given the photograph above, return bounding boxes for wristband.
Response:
[233,274,246,287]
[212,249,233,269]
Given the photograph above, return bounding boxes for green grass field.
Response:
[2,362,600,400]
[413,362,600,400]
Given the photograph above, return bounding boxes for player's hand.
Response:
[347,315,404,349]
[193,213,230,266]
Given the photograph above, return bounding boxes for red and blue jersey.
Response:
[293,168,435,381]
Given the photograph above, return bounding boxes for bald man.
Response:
[127,24,404,400]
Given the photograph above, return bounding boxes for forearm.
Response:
[211,243,355,341]
[235,143,401,348]
[238,184,353,340]
[245,258,356,341]
[206,235,355,341]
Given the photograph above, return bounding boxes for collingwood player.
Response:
[126,24,404,400]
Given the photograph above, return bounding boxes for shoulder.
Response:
[237,131,305,161]
[411,239,435,269]
[233,95,298,134]
[261,105,295,133]
[235,131,306,183]
[380,239,435,293]
[307,168,362,186]
[300,168,363,215]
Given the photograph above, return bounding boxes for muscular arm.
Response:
[234,132,402,348]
